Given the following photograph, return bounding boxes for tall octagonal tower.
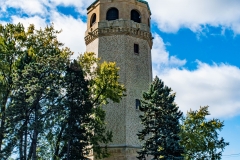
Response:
[85,0,152,159]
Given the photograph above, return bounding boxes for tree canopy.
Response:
[180,106,229,160]
[0,23,125,159]
[137,76,184,160]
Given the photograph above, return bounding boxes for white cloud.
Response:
[50,0,84,6]
[1,0,48,16]
[148,0,240,34]
[152,34,186,76]
[151,33,240,119]
[0,21,7,26]
[2,0,240,35]
[0,0,88,17]
[50,11,86,58]
[156,62,240,118]
[10,12,86,58]
[49,0,93,15]
[11,15,47,29]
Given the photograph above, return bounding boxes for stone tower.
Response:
[85,0,152,159]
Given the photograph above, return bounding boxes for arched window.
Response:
[106,8,119,21]
[90,13,96,27]
[131,10,141,23]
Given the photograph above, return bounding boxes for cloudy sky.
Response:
[1,0,240,159]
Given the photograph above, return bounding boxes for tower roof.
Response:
[87,0,151,14]
[87,0,98,10]
[137,0,151,14]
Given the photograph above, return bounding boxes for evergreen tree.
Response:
[52,60,93,159]
[137,76,184,160]
[180,106,229,160]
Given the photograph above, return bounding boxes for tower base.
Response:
[95,147,152,160]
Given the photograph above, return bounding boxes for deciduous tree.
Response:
[79,52,125,159]
[179,106,229,160]
[7,24,70,160]
[0,23,31,158]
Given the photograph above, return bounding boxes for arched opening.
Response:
[106,8,119,21]
[131,10,141,23]
[90,13,96,27]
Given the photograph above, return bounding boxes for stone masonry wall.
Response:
[86,35,152,160]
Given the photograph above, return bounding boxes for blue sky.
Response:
[1,0,240,159]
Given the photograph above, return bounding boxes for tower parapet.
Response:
[85,19,152,47]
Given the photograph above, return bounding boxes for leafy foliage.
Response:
[78,52,125,159]
[5,24,70,160]
[0,23,125,159]
[79,52,125,105]
[0,23,34,158]
[180,106,229,160]
[137,76,184,160]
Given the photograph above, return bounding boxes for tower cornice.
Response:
[85,19,153,48]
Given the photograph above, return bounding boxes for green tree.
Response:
[137,76,184,160]
[7,24,70,160]
[79,52,125,105]
[10,54,68,160]
[0,23,29,158]
[0,23,125,159]
[51,60,93,159]
[179,106,229,160]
